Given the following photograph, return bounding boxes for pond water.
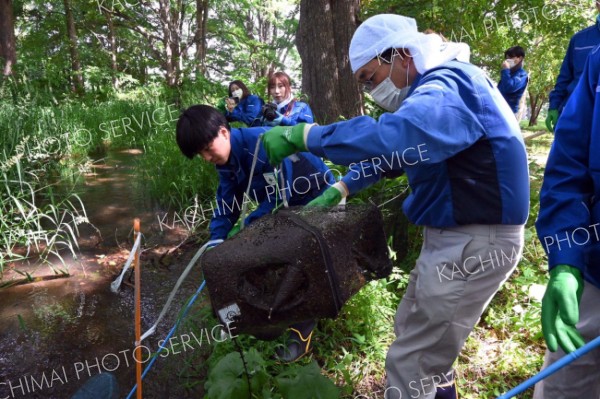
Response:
[0,150,212,398]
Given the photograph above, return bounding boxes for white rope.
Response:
[110,233,143,293]
[278,163,289,208]
[240,134,264,230]
[139,239,223,343]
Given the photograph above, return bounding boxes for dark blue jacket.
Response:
[226,95,264,126]
[536,45,600,289]
[210,127,334,240]
[260,100,314,127]
[498,67,529,113]
[307,61,530,227]
[278,100,314,126]
[549,20,600,112]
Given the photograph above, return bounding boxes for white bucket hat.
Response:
[349,14,470,74]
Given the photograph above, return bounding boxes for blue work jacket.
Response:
[308,61,530,228]
[549,20,600,112]
[209,127,333,240]
[498,67,529,113]
[536,45,600,289]
[259,100,314,127]
[278,100,314,126]
[226,95,264,126]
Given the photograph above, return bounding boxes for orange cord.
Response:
[133,218,142,399]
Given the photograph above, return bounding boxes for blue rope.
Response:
[496,335,600,398]
[125,280,207,399]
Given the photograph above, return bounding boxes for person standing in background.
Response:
[498,46,529,118]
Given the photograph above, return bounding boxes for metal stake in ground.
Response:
[133,218,143,399]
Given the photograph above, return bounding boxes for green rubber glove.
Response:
[227,220,242,239]
[262,124,309,166]
[545,109,559,132]
[541,264,585,353]
[306,183,345,208]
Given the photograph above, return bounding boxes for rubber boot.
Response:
[435,381,458,399]
[275,320,316,363]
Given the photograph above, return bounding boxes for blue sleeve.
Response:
[228,96,264,126]
[209,174,242,240]
[281,102,314,126]
[242,96,264,126]
[306,77,483,165]
[497,69,528,94]
[245,158,282,224]
[535,49,598,273]
[549,39,575,110]
[342,162,383,195]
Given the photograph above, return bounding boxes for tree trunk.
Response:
[195,0,209,77]
[0,0,17,76]
[528,91,545,127]
[104,9,119,89]
[297,0,363,124]
[63,0,84,94]
[158,0,181,87]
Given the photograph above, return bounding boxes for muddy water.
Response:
[0,150,212,398]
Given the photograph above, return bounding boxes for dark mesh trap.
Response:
[202,204,392,339]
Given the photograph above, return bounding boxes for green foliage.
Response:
[139,122,219,210]
[204,348,340,399]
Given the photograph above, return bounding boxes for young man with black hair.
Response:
[176,104,336,362]
[498,46,529,116]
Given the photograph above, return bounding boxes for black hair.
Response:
[176,105,231,160]
[504,46,525,59]
[228,80,251,99]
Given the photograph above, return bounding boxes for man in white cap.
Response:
[262,14,529,398]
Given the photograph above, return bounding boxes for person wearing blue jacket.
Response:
[225,80,264,127]
[262,14,530,399]
[176,104,335,363]
[546,2,600,131]
[533,45,600,398]
[498,46,529,115]
[261,71,314,127]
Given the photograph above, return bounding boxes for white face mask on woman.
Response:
[369,57,411,112]
[232,89,243,99]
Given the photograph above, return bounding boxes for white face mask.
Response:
[370,57,411,112]
[232,89,243,99]
[505,59,517,68]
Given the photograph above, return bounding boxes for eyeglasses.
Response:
[361,61,389,93]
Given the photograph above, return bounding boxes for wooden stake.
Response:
[133,218,142,399]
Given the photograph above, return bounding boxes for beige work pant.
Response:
[385,224,524,399]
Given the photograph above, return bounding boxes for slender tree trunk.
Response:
[0,0,17,77]
[159,0,174,86]
[158,0,182,87]
[297,0,362,123]
[195,0,209,77]
[63,0,84,94]
[528,91,545,127]
[104,9,119,89]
